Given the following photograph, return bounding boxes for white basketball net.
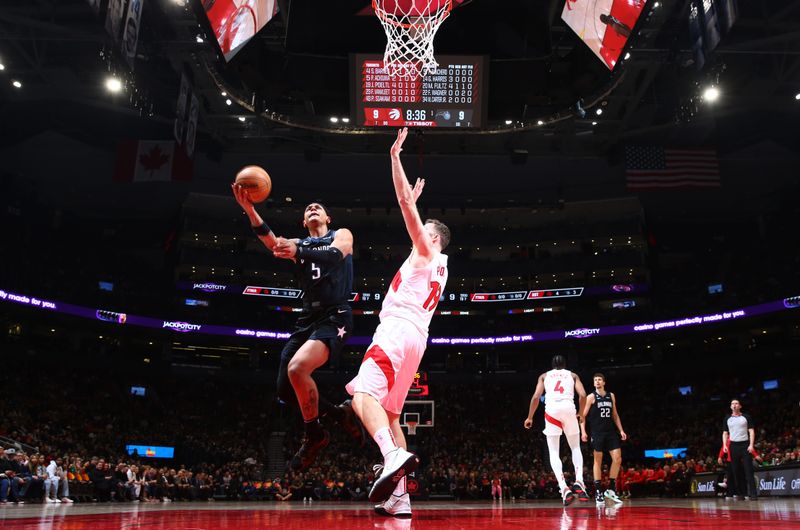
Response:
[373,0,452,79]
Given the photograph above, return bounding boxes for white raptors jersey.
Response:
[380,252,448,335]
[544,369,575,408]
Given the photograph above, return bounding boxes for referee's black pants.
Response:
[729,441,757,497]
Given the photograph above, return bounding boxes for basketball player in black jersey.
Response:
[232,184,363,471]
[580,373,626,504]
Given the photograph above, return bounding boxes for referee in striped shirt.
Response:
[722,399,757,499]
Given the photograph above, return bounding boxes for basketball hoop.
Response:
[406,420,419,436]
[373,0,453,79]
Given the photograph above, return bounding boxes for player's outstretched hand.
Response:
[231,183,254,212]
[391,127,408,158]
[523,418,533,430]
[273,237,297,259]
[412,178,425,202]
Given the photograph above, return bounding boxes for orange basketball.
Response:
[235,165,272,203]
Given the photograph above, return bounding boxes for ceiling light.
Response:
[703,86,720,102]
[537,120,544,125]
[196,35,204,43]
[225,98,232,106]
[221,91,227,96]
[105,77,122,93]
[595,108,603,116]
[505,120,513,125]
[0,63,5,71]
[592,121,597,126]
[12,80,21,88]
[342,117,350,123]
[238,116,246,122]
[795,93,800,100]
[653,1,660,7]
[330,117,339,123]
[624,52,631,60]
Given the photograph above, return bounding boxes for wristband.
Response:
[251,222,271,236]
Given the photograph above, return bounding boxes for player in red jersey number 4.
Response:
[347,128,451,518]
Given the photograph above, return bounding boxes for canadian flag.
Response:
[113,140,193,182]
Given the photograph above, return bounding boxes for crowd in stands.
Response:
[1,344,799,505]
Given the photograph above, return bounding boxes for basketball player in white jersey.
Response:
[347,127,450,517]
[524,355,589,506]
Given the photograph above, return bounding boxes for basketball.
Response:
[235,165,271,203]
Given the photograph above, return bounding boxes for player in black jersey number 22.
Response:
[580,373,627,505]
[233,184,364,471]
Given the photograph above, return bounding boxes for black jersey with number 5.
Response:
[294,230,353,312]
[587,390,615,434]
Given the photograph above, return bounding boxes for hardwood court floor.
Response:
[2,498,799,529]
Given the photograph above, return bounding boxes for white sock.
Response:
[566,433,584,484]
[546,435,567,492]
[374,427,398,458]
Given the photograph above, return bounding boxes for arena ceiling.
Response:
[0,0,798,158]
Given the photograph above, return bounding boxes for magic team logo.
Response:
[162,321,201,332]
[564,328,601,339]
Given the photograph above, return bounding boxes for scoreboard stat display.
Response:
[352,54,487,128]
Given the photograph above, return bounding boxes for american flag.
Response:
[625,146,720,190]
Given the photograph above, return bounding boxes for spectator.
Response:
[44,458,61,503]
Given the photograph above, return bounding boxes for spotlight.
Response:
[703,86,720,102]
[225,98,232,106]
[0,62,5,71]
[330,116,339,123]
[238,116,246,122]
[592,121,597,126]
[537,120,544,125]
[342,117,350,123]
[595,108,603,116]
[653,1,660,7]
[196,35,204,43]
[795,93,800,100]
[12,80,21,88]
[221,91,227,96]
[105,77,122,93]
[624,52,631,60]
[505,120,513,125]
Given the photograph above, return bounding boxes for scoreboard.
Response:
[351,54,488,129]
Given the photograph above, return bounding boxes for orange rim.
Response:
[372,0,452,29]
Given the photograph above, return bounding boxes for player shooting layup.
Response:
[524,355,589,506]
[347,127,451,518]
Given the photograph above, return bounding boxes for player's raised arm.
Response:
[390,128,434,259]
[232,183,279,252]
[524,374,546,429]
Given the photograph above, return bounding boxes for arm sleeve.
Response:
[743,413,755,430]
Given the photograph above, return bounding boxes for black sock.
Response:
[318,397,344,422]
[609,478,616,491]
[305,417,323,438]
[595,480,602,493]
